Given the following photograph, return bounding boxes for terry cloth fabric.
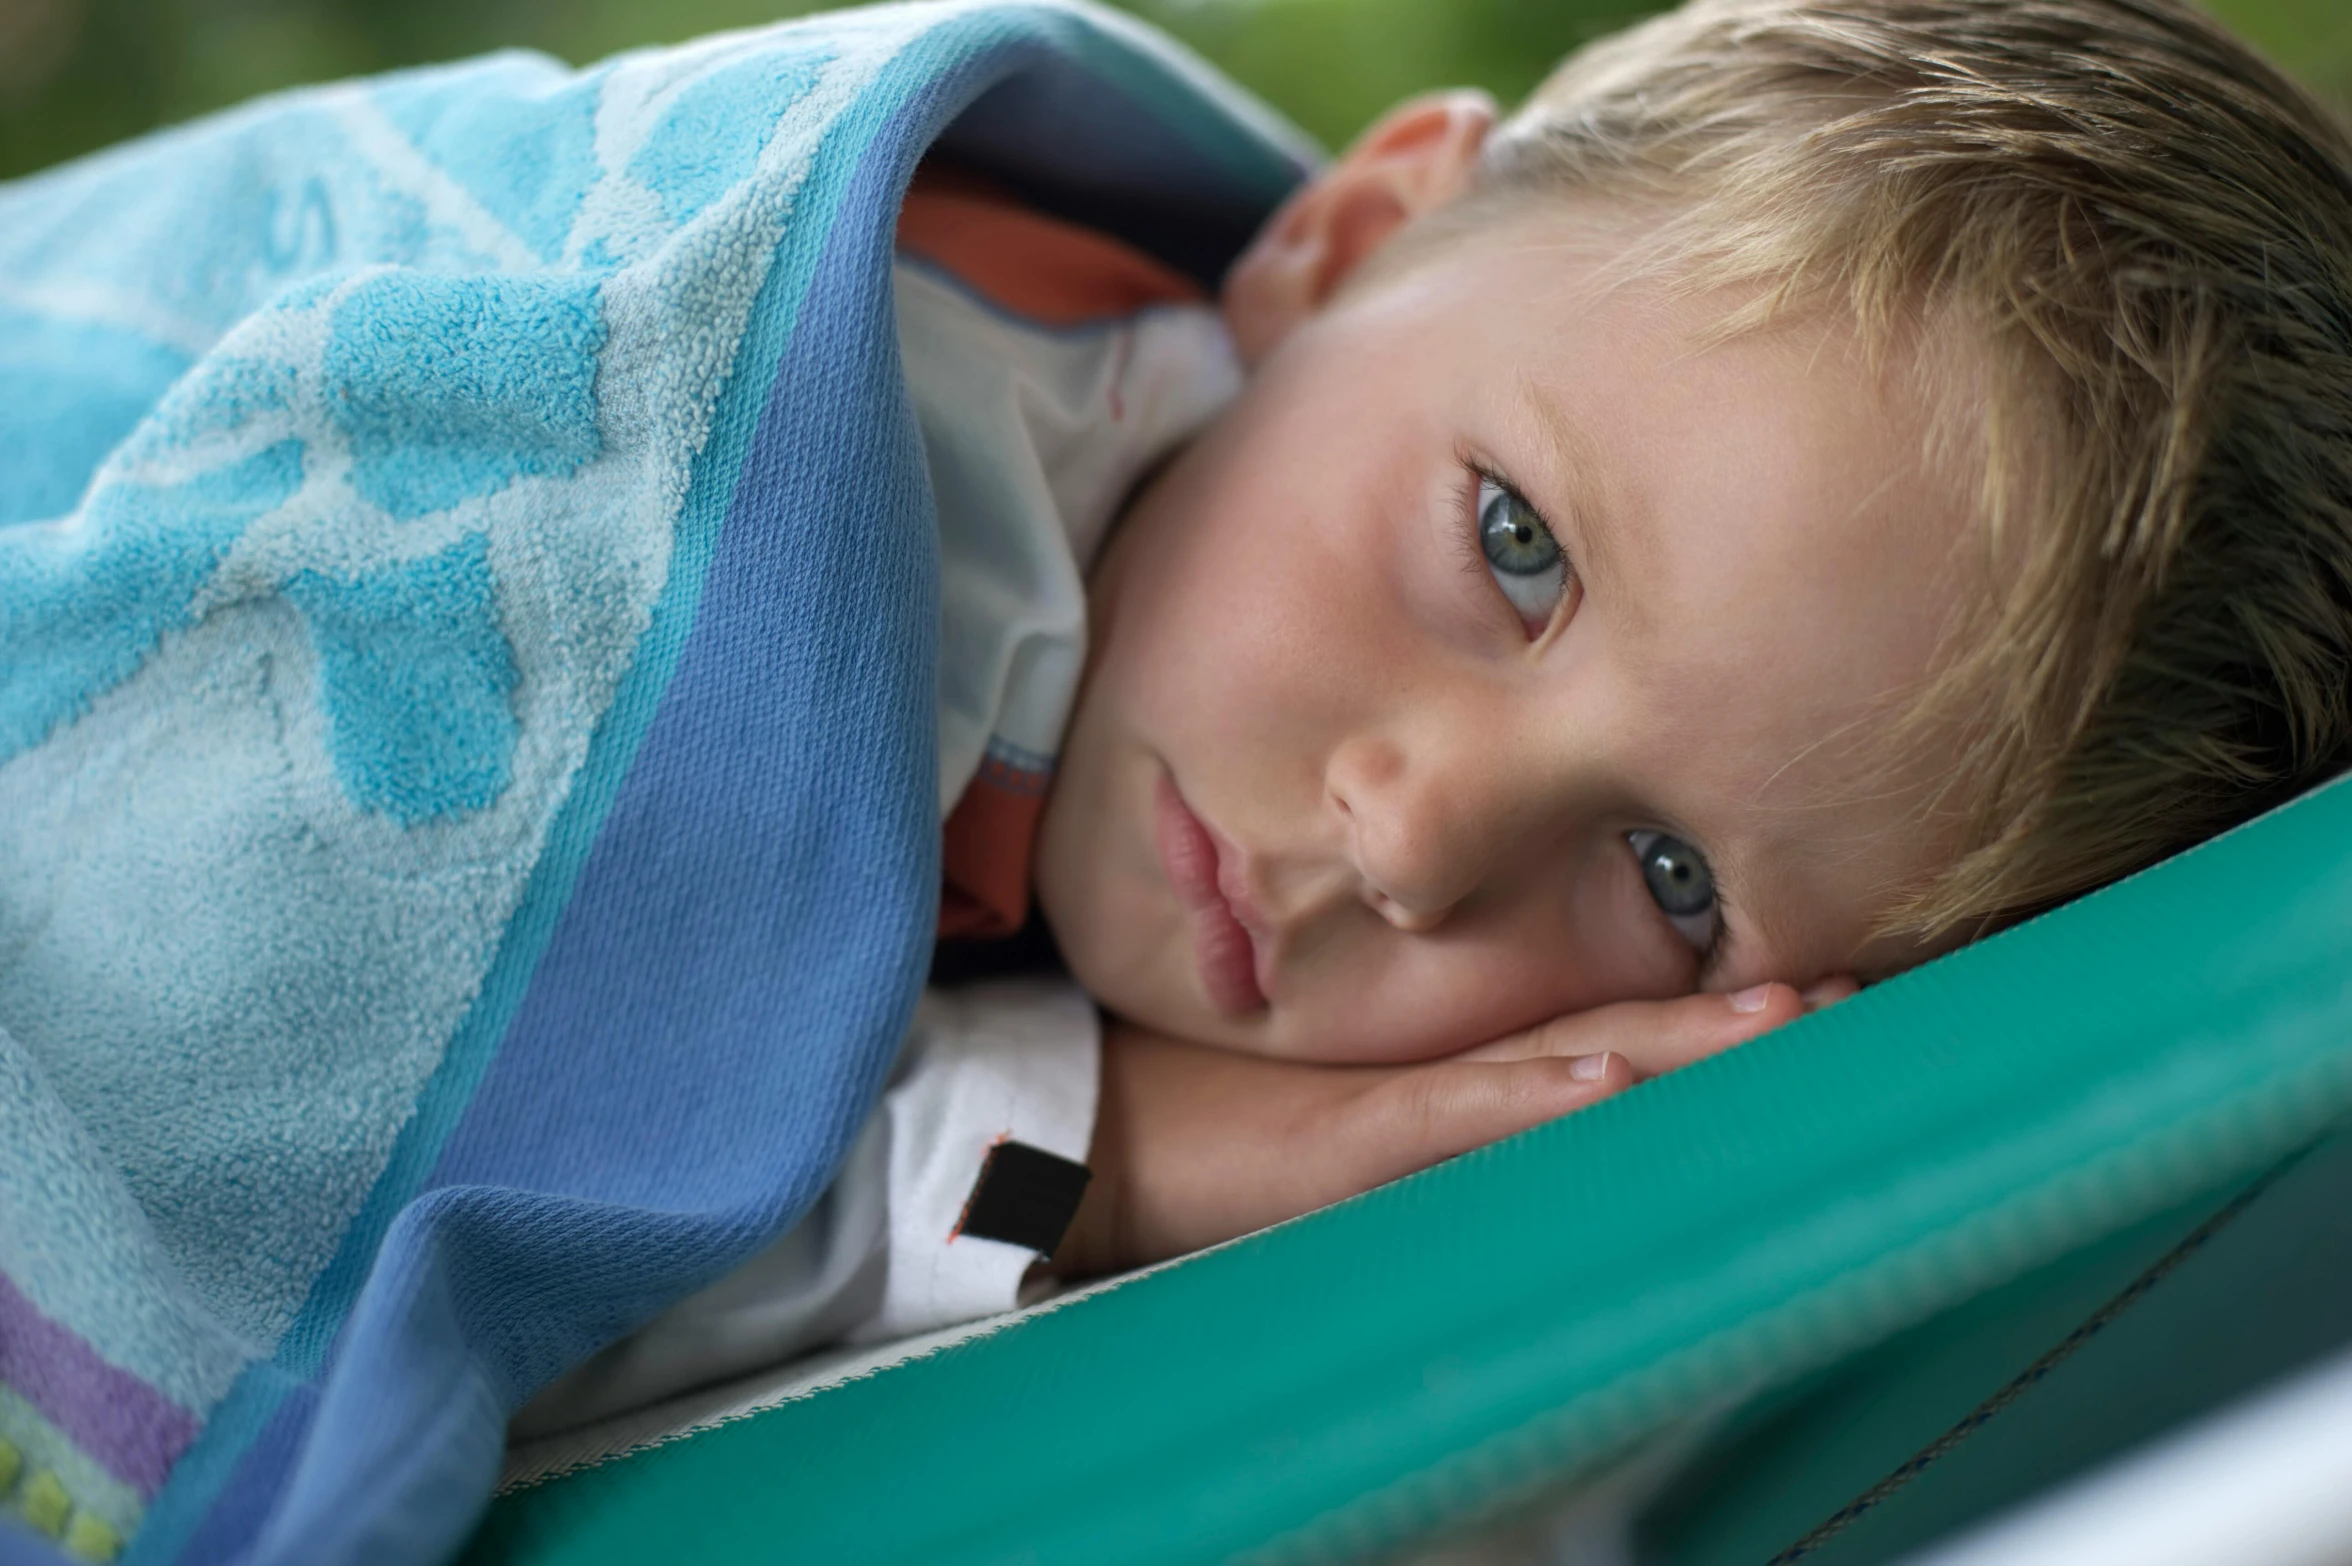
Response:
[0,7,1310,1564]
[896,166,1242,937]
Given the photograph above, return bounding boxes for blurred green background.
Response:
[1,0,2346,181]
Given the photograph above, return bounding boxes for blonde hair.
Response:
[1477,0,2352,938]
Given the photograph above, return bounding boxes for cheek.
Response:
[1113,468,1406,739]
[1275,853,1697,1064]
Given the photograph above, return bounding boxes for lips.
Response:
[1153,774,1268,1015]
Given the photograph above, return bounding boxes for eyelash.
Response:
[1453,460,1580,638]
[1694,895,1731,976]
[1450,463,1494,578]
[1643,833,1734,979]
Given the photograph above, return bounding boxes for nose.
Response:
[1324,725,1521,933]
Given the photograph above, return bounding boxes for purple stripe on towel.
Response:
[0,1271,200,1496]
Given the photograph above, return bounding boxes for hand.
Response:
[1050,979,1852,1279]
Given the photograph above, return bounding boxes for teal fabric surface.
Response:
[1643,1124,2352,1564]
[471,772,2352,1564]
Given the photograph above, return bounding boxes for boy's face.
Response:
[1035,202,1978,1065]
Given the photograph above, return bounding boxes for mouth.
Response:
[1153,773,1269,1016]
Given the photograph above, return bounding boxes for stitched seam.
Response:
[1765,1150,2304,1565]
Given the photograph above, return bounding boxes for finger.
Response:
[1353,1050,1640,1188]
[1461,982,1804,1076]
[1803,974,1860,1011]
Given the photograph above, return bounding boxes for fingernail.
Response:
[1729,983,1774,1014]
[1570,1051,1613,1081]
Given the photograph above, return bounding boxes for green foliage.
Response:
[0,0,2342,181]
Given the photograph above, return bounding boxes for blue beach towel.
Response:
[0,8,1308,1562]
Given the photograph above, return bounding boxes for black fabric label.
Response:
[958,1139,1091,1256]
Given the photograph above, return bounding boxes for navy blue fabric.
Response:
[936,35,1312,285]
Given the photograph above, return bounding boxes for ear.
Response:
[1222,90,1497,367]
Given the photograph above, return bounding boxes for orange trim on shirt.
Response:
[897,161,1208,327]
[938,769,1051,941]
[908,161,1209,941]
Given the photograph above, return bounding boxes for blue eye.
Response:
[1627,829,1720,952]
[1477,474,1570,629]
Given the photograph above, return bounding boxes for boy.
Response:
[520,0,2352,1434]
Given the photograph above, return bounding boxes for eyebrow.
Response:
[1515,375,1819,991]
[1704,835,1832,994]
[1517,371,1640,609]
[1522,371,1756,978]
[1704,867,1780,990]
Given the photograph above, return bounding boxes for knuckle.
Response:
[1368,1070,1452,1148]
[1508,1055,1606,1113]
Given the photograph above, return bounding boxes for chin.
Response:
[1049,922,1259,1051]
[1035,879,1172,1024]
[1063,942,1210,1040]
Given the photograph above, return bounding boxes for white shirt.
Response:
[512,254,1240,1439]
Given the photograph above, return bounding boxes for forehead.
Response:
[1433,209,1984,972]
